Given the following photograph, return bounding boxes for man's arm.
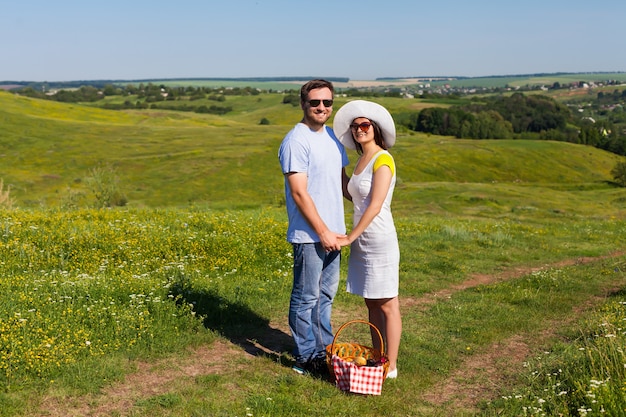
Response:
[286,172,342,251]
[342,167,352,202]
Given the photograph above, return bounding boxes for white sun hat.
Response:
[333,100,396,150]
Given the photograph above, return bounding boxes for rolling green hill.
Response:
[0,90,624,217]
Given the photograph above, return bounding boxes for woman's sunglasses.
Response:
[308,99,333,107]
[349,122,372,132]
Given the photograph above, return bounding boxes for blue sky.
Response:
[3,0,626,82]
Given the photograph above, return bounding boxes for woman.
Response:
[334,100,402,379]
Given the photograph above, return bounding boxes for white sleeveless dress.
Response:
[346,150,399,299]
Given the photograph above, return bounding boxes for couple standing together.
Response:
[278,79,402,380]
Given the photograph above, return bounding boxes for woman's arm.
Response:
[342,164,392,245]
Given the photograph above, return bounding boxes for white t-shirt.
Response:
[278,123,349,243]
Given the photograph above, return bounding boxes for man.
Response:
[278,79,350,375]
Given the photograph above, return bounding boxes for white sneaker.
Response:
[386,368,398,379]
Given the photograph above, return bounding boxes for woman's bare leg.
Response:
[365,297,402,372]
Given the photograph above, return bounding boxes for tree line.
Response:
[14,83,264,115]
[402,93,626,156]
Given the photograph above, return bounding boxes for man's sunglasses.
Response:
[350,122,372,132]
[308,99,333,107]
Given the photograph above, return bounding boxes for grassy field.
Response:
[0,90,622,210]
[0,90,625,416]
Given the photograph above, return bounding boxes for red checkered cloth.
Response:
[331,355,385,395]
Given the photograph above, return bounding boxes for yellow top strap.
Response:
[373,152,395,176]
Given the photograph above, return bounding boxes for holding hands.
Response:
[319,229,348,252]
[337,235,353,247]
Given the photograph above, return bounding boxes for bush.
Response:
[0,179,14,209]
[282,94,299,106]
[611,160,626,187]
[86,165,128,208]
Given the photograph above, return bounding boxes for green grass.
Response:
[0,207,623,416]
[0,90,625,416]
[486,295,626,416]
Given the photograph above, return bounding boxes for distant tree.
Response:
[282,94,299,106]
[415,107,444,134]
[189,90,205,100]
[611,160,626,187]
[609,106,626,124]
[208,105,232,115]
[102,84,119,96]
[414,107,466,136]
[17,86,46,99]
[125,84,138,95]
[470,111,513,139]
[578,123,601,146]
[413,107,512,139]
[194,105,232,115]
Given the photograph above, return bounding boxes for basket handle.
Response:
[330,319,386,356]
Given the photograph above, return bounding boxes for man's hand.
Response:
[319,230,346,252]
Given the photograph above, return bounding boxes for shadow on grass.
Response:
[169,279,294,367]
[607,284,626,297]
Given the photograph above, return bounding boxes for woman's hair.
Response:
[352,119,387,155]
[300,79,334,102]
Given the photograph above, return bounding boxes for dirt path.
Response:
[36,252,624,416]
[38,342,247,417]
[418,252,624,410]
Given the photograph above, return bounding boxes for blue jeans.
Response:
[288,242,341,363]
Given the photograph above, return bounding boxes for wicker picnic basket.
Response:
[325,319,389,380]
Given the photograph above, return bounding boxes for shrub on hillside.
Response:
[611,160,626,187]
[0,179,14,209]
[86,166,128,208]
